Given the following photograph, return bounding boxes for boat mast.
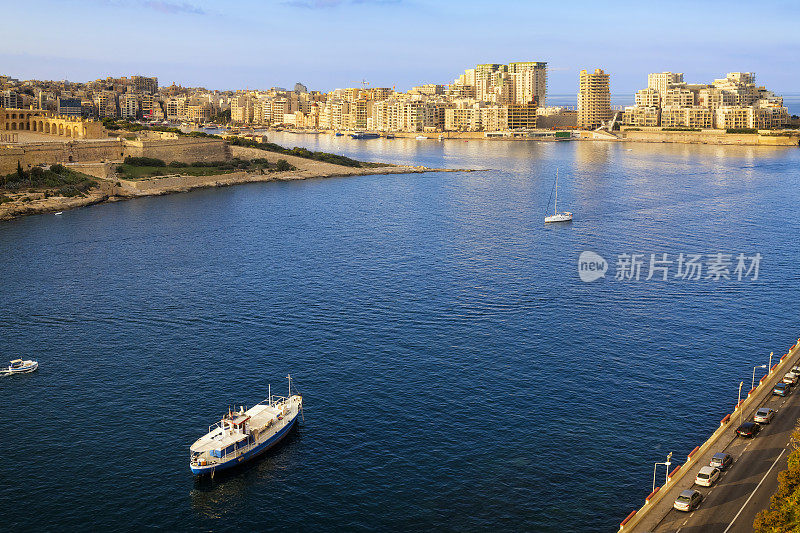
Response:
[554,168,558,215]
[287,374,291,397]
[268,384,271,405]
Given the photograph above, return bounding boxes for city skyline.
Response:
[2,0,799,94]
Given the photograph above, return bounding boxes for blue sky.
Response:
[1,0,799,96]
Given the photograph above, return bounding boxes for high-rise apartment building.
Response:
[508,61,547,106]
[57,97,82,116]
[132,76,158,94]
[647,72,684,95]
[577,69,611,130]
[625,71,787,129]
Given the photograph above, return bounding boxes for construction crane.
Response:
[351,79,370,89]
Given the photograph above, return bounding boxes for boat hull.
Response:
[544,213,573,223]
[190,412,299,476]
[4,361,38,374]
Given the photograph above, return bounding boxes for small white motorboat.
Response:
[54,211,63,216]
[3,359,39,375]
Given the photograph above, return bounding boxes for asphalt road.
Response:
[652,382,800,533]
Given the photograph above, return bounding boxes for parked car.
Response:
[710,452,733,471]
[674,489,703,511]
[736,421,761,437]
[754,407,776,424]
[782,372,798,385]
[695,466,721,487]
[774,383,791,396]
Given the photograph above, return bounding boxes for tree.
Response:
[275,159,293,172]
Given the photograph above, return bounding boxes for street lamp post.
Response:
[652,452,673,493]
[770,351,774,373]
[738,381,744,426]
[665,452,672,486]
[753,364,768,390]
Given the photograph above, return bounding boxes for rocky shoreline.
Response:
[0,163,462,221]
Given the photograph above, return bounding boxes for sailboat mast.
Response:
[554,168,558,215]
[269,384,271,405]
[287,374,291,397]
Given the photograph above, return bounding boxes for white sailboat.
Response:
[544,169,573,223]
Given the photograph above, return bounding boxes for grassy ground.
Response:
[115,157,294,180]
[116,164,238,179]
[0,164,97,199]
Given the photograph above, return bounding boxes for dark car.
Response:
[774,383,791,396]
[736,422,761,437]
[710,452,733,471]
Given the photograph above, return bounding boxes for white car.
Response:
[754,407,776,424]
[694,466,721,487]
[783,372,798,385]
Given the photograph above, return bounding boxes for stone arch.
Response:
[39,120,44,132]
[26,121,30,130]
[32,121,37,132]
[65,127,72,137]
[58,124,64,135]
[44,122,50,134]
[11,113,16,119]
[73,126,80,138]
[11,122,16,130]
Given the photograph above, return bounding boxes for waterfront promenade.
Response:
[624,339,800,532]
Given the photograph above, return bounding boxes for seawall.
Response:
[618,130,800,146]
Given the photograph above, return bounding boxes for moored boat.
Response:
[3,359,38,375]
[189,375,303,477]
[350,131,380,139]
[544,168,573,224]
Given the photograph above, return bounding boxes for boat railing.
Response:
[256,394,289,407]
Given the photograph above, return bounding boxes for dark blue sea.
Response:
[2,135,799,532]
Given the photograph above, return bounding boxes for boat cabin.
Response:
[222,412,250,434]
[10,359,23,368]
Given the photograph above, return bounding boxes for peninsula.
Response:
[0,134,456,221]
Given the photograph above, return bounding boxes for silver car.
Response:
[674,489,703,511]
[754,407,775,424]
[710,452,733,470]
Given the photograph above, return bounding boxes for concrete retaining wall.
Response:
[619,131,800,146]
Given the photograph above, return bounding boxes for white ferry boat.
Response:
[189,376,302,477]
[3,359,38,375]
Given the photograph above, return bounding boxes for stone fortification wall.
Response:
[123,138,228,163]
[0,137,230,175]
[0,140,125,174]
